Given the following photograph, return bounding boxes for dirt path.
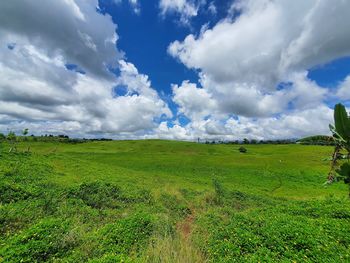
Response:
[176,211,196,240]
[175,208,207,262]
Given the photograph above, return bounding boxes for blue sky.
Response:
[0,0,349,140]
[308,57,350,88]
[99,0,350,116]
[97,0,231,94]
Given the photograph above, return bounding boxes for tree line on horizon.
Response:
[0,131,337,146]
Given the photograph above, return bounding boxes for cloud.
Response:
[172,81,216,120]
[114,0,141,14]
[1,0,348,140]
[159,0,204,25]
[208,1,217,15]
[151,105,333,141]
[337,75,350,100]
[0,0,170,137]
[166,0,350,139]
[0,0,122,79]
[222,105,333,140]
[172,72,327,119]
[129,0,141,14]
[152,122,191,140]
[169,0,350,87]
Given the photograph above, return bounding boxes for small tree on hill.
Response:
[327,103,350,197]
[22,128,28,136]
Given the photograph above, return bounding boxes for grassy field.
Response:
[0,140,350,262]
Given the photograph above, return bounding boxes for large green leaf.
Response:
[334,103,350,140]
[336,163,350,184]
[336,163,350,177]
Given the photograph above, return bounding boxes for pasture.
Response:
[0,140,349,262]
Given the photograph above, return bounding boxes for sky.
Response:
[0,0,349,140]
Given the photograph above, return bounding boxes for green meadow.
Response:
[1,140,349,262]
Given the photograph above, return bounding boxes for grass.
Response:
[0,140,349,262]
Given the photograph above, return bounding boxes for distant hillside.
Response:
[297,135,335,145]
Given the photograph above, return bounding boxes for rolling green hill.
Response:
[1,140,349,262]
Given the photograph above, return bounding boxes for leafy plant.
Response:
[0,219,76,262]
[239,146,247,153]
[68,181,152,209]
[328,103,350,196]
[98,213,154,255]
[0,183,33,204]
[68,181,123,209]
[212,178,225,204]
[7,131,17,153]
[22,128,29,136]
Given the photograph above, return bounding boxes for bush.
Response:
[68,181,123,209]
[68,181,152,209]
[98,213,154,255]
[197,198,350,262]
[0,219,76,262]
[0,183,33,204]
[239,146,247,153]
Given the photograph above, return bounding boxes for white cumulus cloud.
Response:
[167,0,350,140]
[0,0,170,137]
[337,76,350,100]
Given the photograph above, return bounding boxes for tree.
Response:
[22,128,28,136]
[250,139,257,144]
[327,103,350,197]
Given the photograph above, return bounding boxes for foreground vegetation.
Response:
[0,140,350,262]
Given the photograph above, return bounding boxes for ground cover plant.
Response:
[0,140,349,262]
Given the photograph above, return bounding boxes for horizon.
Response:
[1,0,350,140]
[0,131,312,143]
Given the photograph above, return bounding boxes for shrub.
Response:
[98,213,154,256]
[0,183,33,204]
[68,181,153,209]
[199,199,350,262]
[68,181,123,209]
[0,219,76,262]
[239,146,247,153]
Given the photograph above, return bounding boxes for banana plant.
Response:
[328,103,350,196]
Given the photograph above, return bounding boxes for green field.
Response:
[1,140,350,262]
